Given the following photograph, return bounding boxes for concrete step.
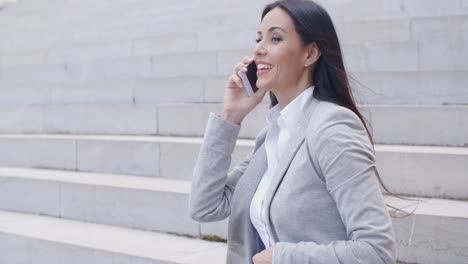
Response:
[0,210,227,264]
[0,82,135,106]
[1,52,233,84]
[1,0,262,23]
[1,71,467,106]
[0,104,158,135]
[204,71,468,105]
[1,0,466,35]
[375,145,468,199]
[0,135,466,199]
[0,0,16,8]
[0,11,260,52]
[0,0,200,21]
[1,172,467,263]
[2,31,467,75]
[0,167,227,239]
[0,78,208,106]
[0,134,253,181]
[1,12,467,71]
[0,3,264,47]
[157,103,468,146]
[351,71,468,105]
[1,103,467,146]
[387,196,468,264]
[1,14,467,84]
[0,103,220,136]
[322,0,468,22]
[0,57,154,85]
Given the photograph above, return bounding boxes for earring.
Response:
[304,63,308,67]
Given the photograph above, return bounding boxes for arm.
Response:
[190,113,243,222]
[190,113,264,222]
[273,110,396,264]
[190,56,268,223]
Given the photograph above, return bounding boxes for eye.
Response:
[272,36,282,42]
[255,37,262,43]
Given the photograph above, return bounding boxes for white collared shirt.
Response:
[249,86,314,248]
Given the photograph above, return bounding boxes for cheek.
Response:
[276,54,301,79]
[278,47,302,69]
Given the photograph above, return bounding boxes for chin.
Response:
[256,79,274,91]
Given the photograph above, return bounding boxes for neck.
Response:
[275,79,313,109]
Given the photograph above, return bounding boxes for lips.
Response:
[256,61,273,76]
[257,63,273,70]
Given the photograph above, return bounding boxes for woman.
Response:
[190,0,396,263]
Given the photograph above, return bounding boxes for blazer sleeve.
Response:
[273,108,396,264]
[190,112,263,222]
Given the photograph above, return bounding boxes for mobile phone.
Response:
[238,62,258,97]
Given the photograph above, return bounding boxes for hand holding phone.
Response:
[222,58,266,125]
[238,62,258,97]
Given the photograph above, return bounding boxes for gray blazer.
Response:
[190,95,396,264]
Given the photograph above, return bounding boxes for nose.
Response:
[254,40,266,58]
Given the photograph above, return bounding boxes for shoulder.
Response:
[306,100,372,151]
[305,100,376,184]
[314,100,365,128]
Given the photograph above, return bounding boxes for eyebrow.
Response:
[257,26,287,35]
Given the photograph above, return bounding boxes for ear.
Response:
[304,42,321,67]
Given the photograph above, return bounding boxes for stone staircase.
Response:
[0,0,467,263]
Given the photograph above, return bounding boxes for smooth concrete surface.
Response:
[0,210,227,264]
[0,168,203,237]
[3,103,467,145]
[0,135,466,199]
[388,196,468,264]
[4,71,464,106]
[0,104,158,135]
[0,193,468,263]
[1,167,468,240]
[0,0,467,263]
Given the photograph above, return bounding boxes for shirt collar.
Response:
[277,86,314,131]
[266,104,281,126]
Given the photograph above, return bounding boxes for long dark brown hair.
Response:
[263,0,369,136]
[262,0,413,215]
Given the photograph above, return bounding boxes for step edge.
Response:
[0,134,467,153]
[0,167,191,194]
[0,210,226,262]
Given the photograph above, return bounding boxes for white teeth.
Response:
[257,64,273,70]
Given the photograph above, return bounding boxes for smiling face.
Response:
[254,7,312,95]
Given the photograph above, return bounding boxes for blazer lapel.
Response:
[232,142,268,218]
[229,143,267,256]
[263,95,320,243]
[244,143,268,195]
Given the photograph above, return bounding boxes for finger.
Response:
[234,57,253,75]
[241,57,253,71]
[233,62,246,75]
[252,254,258,263]
[228,74,243,88]
[232,74,243,88]
[242,56,253,65]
